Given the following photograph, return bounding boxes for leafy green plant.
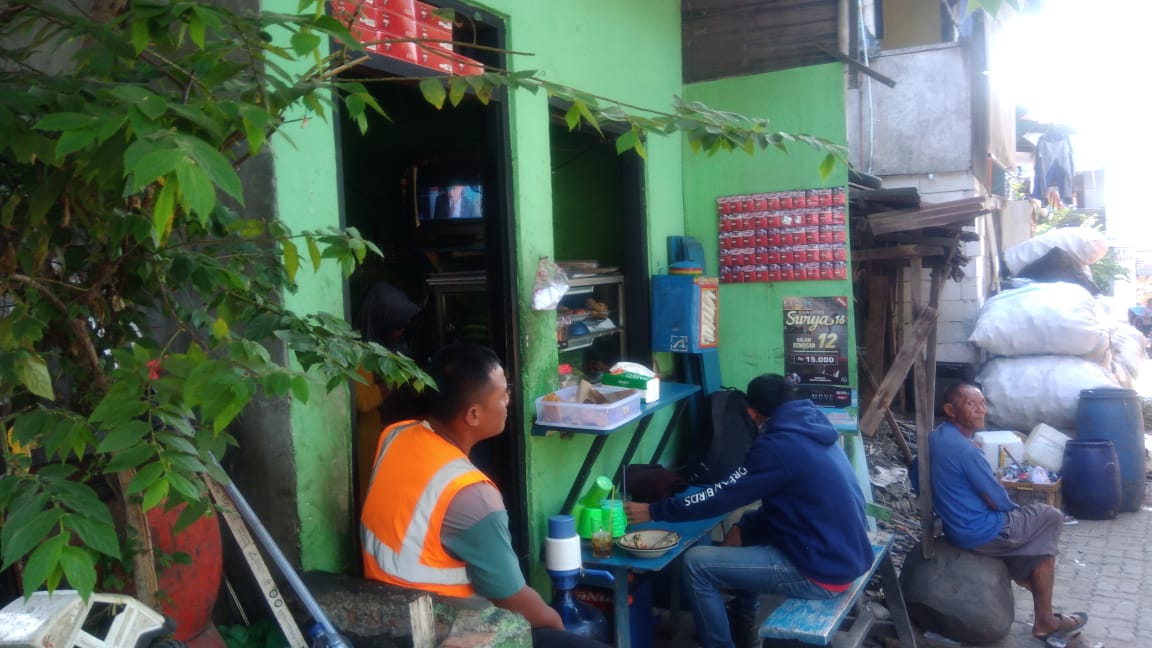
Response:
[0,0,847,603]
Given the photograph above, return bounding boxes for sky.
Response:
[990,0,1148,245]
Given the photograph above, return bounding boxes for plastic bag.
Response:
[531,257,569,310]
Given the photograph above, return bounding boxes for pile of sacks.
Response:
[968,227,1147,432]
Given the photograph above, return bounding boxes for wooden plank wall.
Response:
[682,0,841,82]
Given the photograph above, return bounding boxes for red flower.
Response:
[146,359,163,380]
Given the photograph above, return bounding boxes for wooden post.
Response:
[858,306,938,437]
[410,595,437,648]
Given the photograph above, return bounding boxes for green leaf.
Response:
[188,11,207,48]
[2,508,65,571]
[130,17,151,54]
[564,103,580,131]
[419,78,447,109]
[34,113,98,131]
[156,431,198,456]
[15,354,54,400]
[126,462,165,495]
[59,545,97,599]
[88,396,148,426]
[55,129,98,158]
[174,163,217,220]
[448,77,468,107]
[282,239,300,282]
[152,179,177,245]
[290,30,323,56]
[211,317,230,341]
[21,533,67,594]
[263,372,292,397]
[238,104,270,156]
[615,129,639,156]
[142,478,170,511]
[167,472,201,501]
[96,420,151,453]
[105,445,156,472]
[291,375,310,402]
[818,153,837,180]
[305,236,322,271]
[64,516,120,559]
[575,101,602,135]
[175,136,244,204]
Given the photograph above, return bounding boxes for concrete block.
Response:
[301,571,531,648]
[900,539,1014,644]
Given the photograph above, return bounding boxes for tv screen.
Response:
[413,158,484,223]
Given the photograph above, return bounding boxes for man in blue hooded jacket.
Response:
[625,374,872,648]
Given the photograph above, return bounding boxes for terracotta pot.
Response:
[146,503,225,646]
[103,499,226,647]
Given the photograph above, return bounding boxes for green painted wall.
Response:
[682,65,857,395]
[265,0,352,573]
[476,0,686,590]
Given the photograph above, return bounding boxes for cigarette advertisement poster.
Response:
[782,296,852,408]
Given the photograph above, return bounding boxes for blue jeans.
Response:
[683,544,838,648]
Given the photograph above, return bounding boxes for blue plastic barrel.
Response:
[1076,387,1146,512]
[1061,440,1121,520]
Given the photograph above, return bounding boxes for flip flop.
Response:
[1044,629,1084,648]
[1035,611,1089,643]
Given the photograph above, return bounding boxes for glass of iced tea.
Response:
[590,527,614,559]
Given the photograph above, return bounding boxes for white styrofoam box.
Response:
[1024,423,1071,473]
[974,430,1025,472]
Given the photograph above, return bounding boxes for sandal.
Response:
[1034,611,1088,641]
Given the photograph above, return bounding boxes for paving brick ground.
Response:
[973,482,1152,648]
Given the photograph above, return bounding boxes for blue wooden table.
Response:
[580,513,727,648]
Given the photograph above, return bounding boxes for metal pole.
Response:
[210,455,350,647]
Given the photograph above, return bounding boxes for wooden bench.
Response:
[758,533,918,647]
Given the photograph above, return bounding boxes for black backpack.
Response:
[683,388,760,485]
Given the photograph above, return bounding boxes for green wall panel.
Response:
[265,0,352,573]
[683,65,857,399]
[479,0,687,590]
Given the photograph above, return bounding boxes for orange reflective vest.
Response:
[360,420,493,597]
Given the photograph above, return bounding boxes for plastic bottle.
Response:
[558,363,580,391]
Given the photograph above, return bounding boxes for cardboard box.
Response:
[416,47,454,74]
[417,23,452,51]
[415,0,453,30]
[451,53,484,76]
[332,0,379,29]
[372,40,419,65]
[601,371,659,403]
[377,9,417,38]
[376,0,415,18]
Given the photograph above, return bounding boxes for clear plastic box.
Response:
[535,385,642,430]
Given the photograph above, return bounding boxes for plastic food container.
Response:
[535,385,642,430]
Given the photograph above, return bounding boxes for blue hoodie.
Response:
[649,399,872,584]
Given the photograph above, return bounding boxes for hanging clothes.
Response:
[1031,132,1075,207]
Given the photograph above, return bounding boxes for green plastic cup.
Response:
[579,507,603,539]
[601,499,626,536]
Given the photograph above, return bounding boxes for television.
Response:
[411,156,484,224]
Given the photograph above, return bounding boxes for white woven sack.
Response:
[1003,226,1108,275]
[977,355,1116,432]
[1109,323,1147,384]
[968,282,1104,356]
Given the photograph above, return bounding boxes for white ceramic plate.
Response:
[616,529,680,559]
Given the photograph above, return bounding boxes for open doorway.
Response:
[334,5,527,559]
